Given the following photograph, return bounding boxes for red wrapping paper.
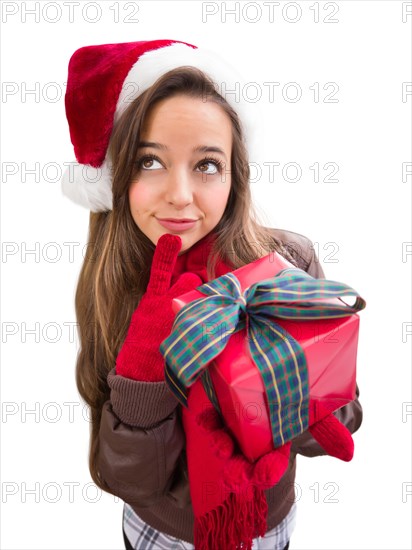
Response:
[172,251,359,462]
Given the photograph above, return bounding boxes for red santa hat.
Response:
[61,39,260,212]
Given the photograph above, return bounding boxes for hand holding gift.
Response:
[160,249,366,463]
[195,398,293,493]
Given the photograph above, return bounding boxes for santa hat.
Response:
[61,39,261,212]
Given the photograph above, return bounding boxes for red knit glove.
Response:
[115,234,203,382]
[196,405,292,493]
[196,399,354,493]
[308,401,354,461]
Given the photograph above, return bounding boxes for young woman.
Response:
[61,40,363,550]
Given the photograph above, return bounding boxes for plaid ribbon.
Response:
[160,267,366,447]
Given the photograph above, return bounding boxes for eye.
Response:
[135,154,163,171]
[196,157,224,176]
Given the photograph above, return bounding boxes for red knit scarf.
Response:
[171,232,268,550]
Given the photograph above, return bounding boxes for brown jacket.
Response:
[96,228,363,543]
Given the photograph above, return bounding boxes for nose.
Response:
[164,168,194,207]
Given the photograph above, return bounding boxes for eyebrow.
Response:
[137,141,227,161]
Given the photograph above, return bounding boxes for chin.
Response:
[178,236,198,254]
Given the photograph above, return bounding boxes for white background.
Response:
[1,1,411,549]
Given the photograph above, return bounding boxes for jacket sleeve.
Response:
[290,237,363,457]
[96,368,185,508]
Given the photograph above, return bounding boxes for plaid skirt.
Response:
[122,501,296,549]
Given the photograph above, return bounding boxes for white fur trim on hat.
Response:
[61,159,113,212]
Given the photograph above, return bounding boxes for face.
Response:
[128,95,232,254]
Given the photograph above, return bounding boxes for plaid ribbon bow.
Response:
[160,268,366,447]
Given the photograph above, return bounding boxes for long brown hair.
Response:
[75,66,295,491]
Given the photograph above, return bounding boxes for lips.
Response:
[156,218,198,232]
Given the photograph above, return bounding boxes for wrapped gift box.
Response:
[163,251,364,462]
